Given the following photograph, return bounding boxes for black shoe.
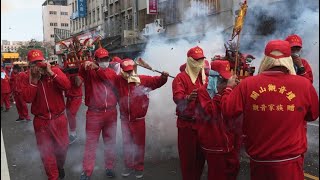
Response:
[135,170,143,179]
[15,118,25,122]
[106,169,115,178]
[121,168,134,177]
[69,134,78,145]
[80,172,90,180]
[58,168,65,179]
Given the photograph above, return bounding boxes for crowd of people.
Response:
[0,34,318,180]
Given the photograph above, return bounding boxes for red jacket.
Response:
[65,73,83,97]
[221,71,319,161]
[297,59,313,83]
[172,71,206,128]
[22,67,71,119]
[79,65,118,109]
[11,72,28,94]
[98,71,168,120]
[197,85,234,153]
[1,70,11,93]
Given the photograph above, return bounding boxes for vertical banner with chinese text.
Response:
[147,0,158,14]
[78,0,87,17]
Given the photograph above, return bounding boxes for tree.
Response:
[17,39,47,60]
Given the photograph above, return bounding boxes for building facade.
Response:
[1,41,29,53]
[42,0,72,45]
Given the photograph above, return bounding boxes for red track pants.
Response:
[121,118,146,171]
[82,108,117,176]
[33,114,69,180]
[14,93,29,119]
[178,127,205,180]
[250,156,304,180]
[66,97,82,132]
[1,93,10,109]
[203,149,240,180]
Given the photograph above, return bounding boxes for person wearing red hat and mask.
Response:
[196,60,240,180]
[22,49,71,180]
[93,58,168,178]
[11,64,30,122]
[285,34,313,83]
[172,46,207,180]
[78,47,118,179]
[64,67,83,144]
[1,67,11,112]
[221,40,319,180]
[108,56,122,75]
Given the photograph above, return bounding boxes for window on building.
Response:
[93,10,96,23]
[82,18,85,27]
[75,1,77,11]
[88,12,91,25]
[61,12,68,15]
[97,7,100,21]
[50,34,55,38]
[72,3,74,12]
[49,11,57,15]
[54,23,58,26]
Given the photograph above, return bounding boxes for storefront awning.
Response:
[2,53,19,59]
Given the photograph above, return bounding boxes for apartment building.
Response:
[1,41,29,53]
[69,0,104,36]
[42,0,72,44]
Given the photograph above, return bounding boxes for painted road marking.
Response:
[1,129,11,180]
[305,173,319,180]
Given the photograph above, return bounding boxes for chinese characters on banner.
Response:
[147,0,158,14]
[78,0,87,17]
[250,84,297,112]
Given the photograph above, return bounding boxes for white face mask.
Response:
[98,62,109,68]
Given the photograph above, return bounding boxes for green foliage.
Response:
[16,39,47,59]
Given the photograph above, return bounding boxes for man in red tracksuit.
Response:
[172,46,207,180]
[221,40,319,180]
[1,68,11,112]
[22,49,71,180]
[197,60,240,180]
[79,47,118,180]
[98,58,168,178]
[11,64,30,122]
[65,70,83,144]
[285,34,313,83]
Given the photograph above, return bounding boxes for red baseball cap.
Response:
[94,47,109,58]
[285,34,302,48]
[210,60,232,79]
[27,49,45,62]
[120,59,135,72]
[112,56,122,63]
[264,40,291,59]
[187,46,206,60]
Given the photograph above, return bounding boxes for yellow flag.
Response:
[231,1,248,40]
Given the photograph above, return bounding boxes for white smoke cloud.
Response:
[135,0,319,160]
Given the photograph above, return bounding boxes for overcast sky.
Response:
[1,0,44,42]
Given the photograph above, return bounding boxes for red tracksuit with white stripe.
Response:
[221,71,319,180]
[102,73,167,171]
[12,71,30,120]
[65,73,83,132]
[172,71,206,180]
[22,67,71,180]
[197,85,239,180]
[79,65,118,176]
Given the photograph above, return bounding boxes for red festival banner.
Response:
[147,0,158,14]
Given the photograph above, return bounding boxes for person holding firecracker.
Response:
[1,67,11,112]
[79,47,118,179]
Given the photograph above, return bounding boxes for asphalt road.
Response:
[1,102,318,180]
